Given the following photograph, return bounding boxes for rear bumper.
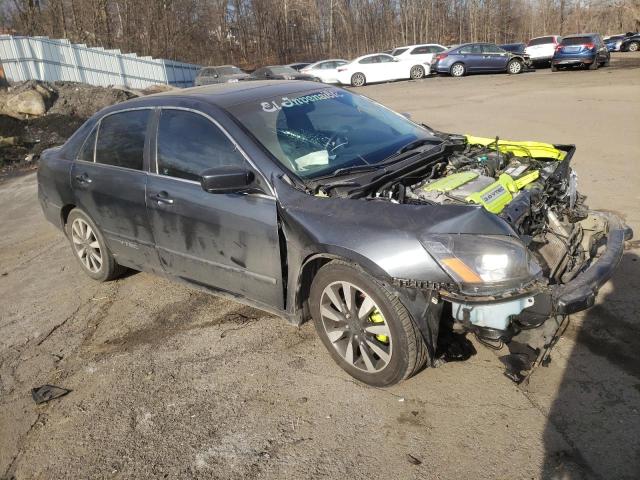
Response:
[552,55,596,65]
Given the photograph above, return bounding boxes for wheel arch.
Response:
[293,251,391,323]
[60,204,76,229]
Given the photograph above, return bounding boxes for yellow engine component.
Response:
[369,309,389,344]
[464,135,566,161]
[465,171,540,214]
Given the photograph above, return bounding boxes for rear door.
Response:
[481,44,510,71]
[146,108,283,308]
[70,108,159,271]
[458,44,484,71]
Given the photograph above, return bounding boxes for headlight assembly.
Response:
[422,234,542,295]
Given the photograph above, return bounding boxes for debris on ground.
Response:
[31,384,72,404]
[406,453,422,465]
[0,80,175,177]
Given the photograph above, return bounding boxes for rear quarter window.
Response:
[95,110,150,170]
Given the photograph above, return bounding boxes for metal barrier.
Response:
[0,35,201,88]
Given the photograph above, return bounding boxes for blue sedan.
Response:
[431,43,531,77]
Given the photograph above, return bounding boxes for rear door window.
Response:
[95,110,150,170]
[410,46,430,55]
[156,109,246,181]
[482,44,504,54]
[77,125,97,162]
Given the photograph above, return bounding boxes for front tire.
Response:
[628,41,639,52]
[65,208,124,282]
[350,72,366,87]
[450,62,466,77]
[507,59,523,74]
[309,261,429,387]
[410,64,425,79]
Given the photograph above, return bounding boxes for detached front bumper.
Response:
[549,213,631,314]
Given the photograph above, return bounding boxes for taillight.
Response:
[436,53,448,60]
[583,42,595,50]
[555,44,563,51]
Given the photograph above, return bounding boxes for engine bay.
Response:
[369,136,607,288]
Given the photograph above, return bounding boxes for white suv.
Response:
[390,44,447,78]
[525,35,562,64]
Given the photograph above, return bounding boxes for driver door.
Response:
[146,108,284,308]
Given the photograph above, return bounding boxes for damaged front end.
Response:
[318,133,632,382]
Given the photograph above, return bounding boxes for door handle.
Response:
[150,191,174,205]
[74,173,92,184]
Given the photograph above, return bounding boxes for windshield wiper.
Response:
[395,138,435,155]
[314,164,379,179]
[377,139,439,166]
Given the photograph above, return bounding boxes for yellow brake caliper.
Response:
[369,309,389,344]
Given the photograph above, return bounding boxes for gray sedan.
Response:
[37,81,630,386]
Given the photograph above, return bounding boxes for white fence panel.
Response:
[0,35,201,88]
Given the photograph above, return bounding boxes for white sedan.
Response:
[299,59,349,84]
[335,53,427,87]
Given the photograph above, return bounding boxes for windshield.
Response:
[391,48,409,56]
[227,88,439,179]
[218,66,243,75]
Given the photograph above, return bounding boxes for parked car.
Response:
[431,43,530,77]
[250,66,315,81]
[525,35,562,64]
[299,59,349,83]
[552,34,610,70]
[390,43,447,78]
[336,53,429,86]
[620,33,640,52]
[194,65,249,85]
[499,43,527,54]
[604,34,628,52]
[37,81,630,386]
[287,62,312,71]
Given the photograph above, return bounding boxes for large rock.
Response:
[5,89,47,117]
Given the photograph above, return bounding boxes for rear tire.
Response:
[507,59,523,74]
[65,208,125,282]
[589,59,599,70]
[350,72,366,87]
[450,62,466,77]
[309,261,429,387]
[410,65,425,79]
[551,64,559,72]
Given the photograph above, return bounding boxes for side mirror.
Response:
[201,166,255,194]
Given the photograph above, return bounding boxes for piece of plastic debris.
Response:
[406,453,422,465]
[398,397,405,402]
[31,384,72,404]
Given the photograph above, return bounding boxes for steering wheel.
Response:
[324,127,351,153]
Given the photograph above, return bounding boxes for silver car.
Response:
[194,65,250,85]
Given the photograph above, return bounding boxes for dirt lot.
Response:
[1,54,639,480]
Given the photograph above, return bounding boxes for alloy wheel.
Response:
[351,73,365,87]
[508,61,522,74]
[451,64,465,77]
[71,218,103,273]
[629,42,639,52]
[410,65,425,79]
[319,281,392,373]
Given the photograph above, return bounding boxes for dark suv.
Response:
[37,82,630,386]
[552,34,610,70]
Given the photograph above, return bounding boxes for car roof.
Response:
[394,43,443,49]
[110,80,330,110]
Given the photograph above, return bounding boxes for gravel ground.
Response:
[1,53,639,480]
